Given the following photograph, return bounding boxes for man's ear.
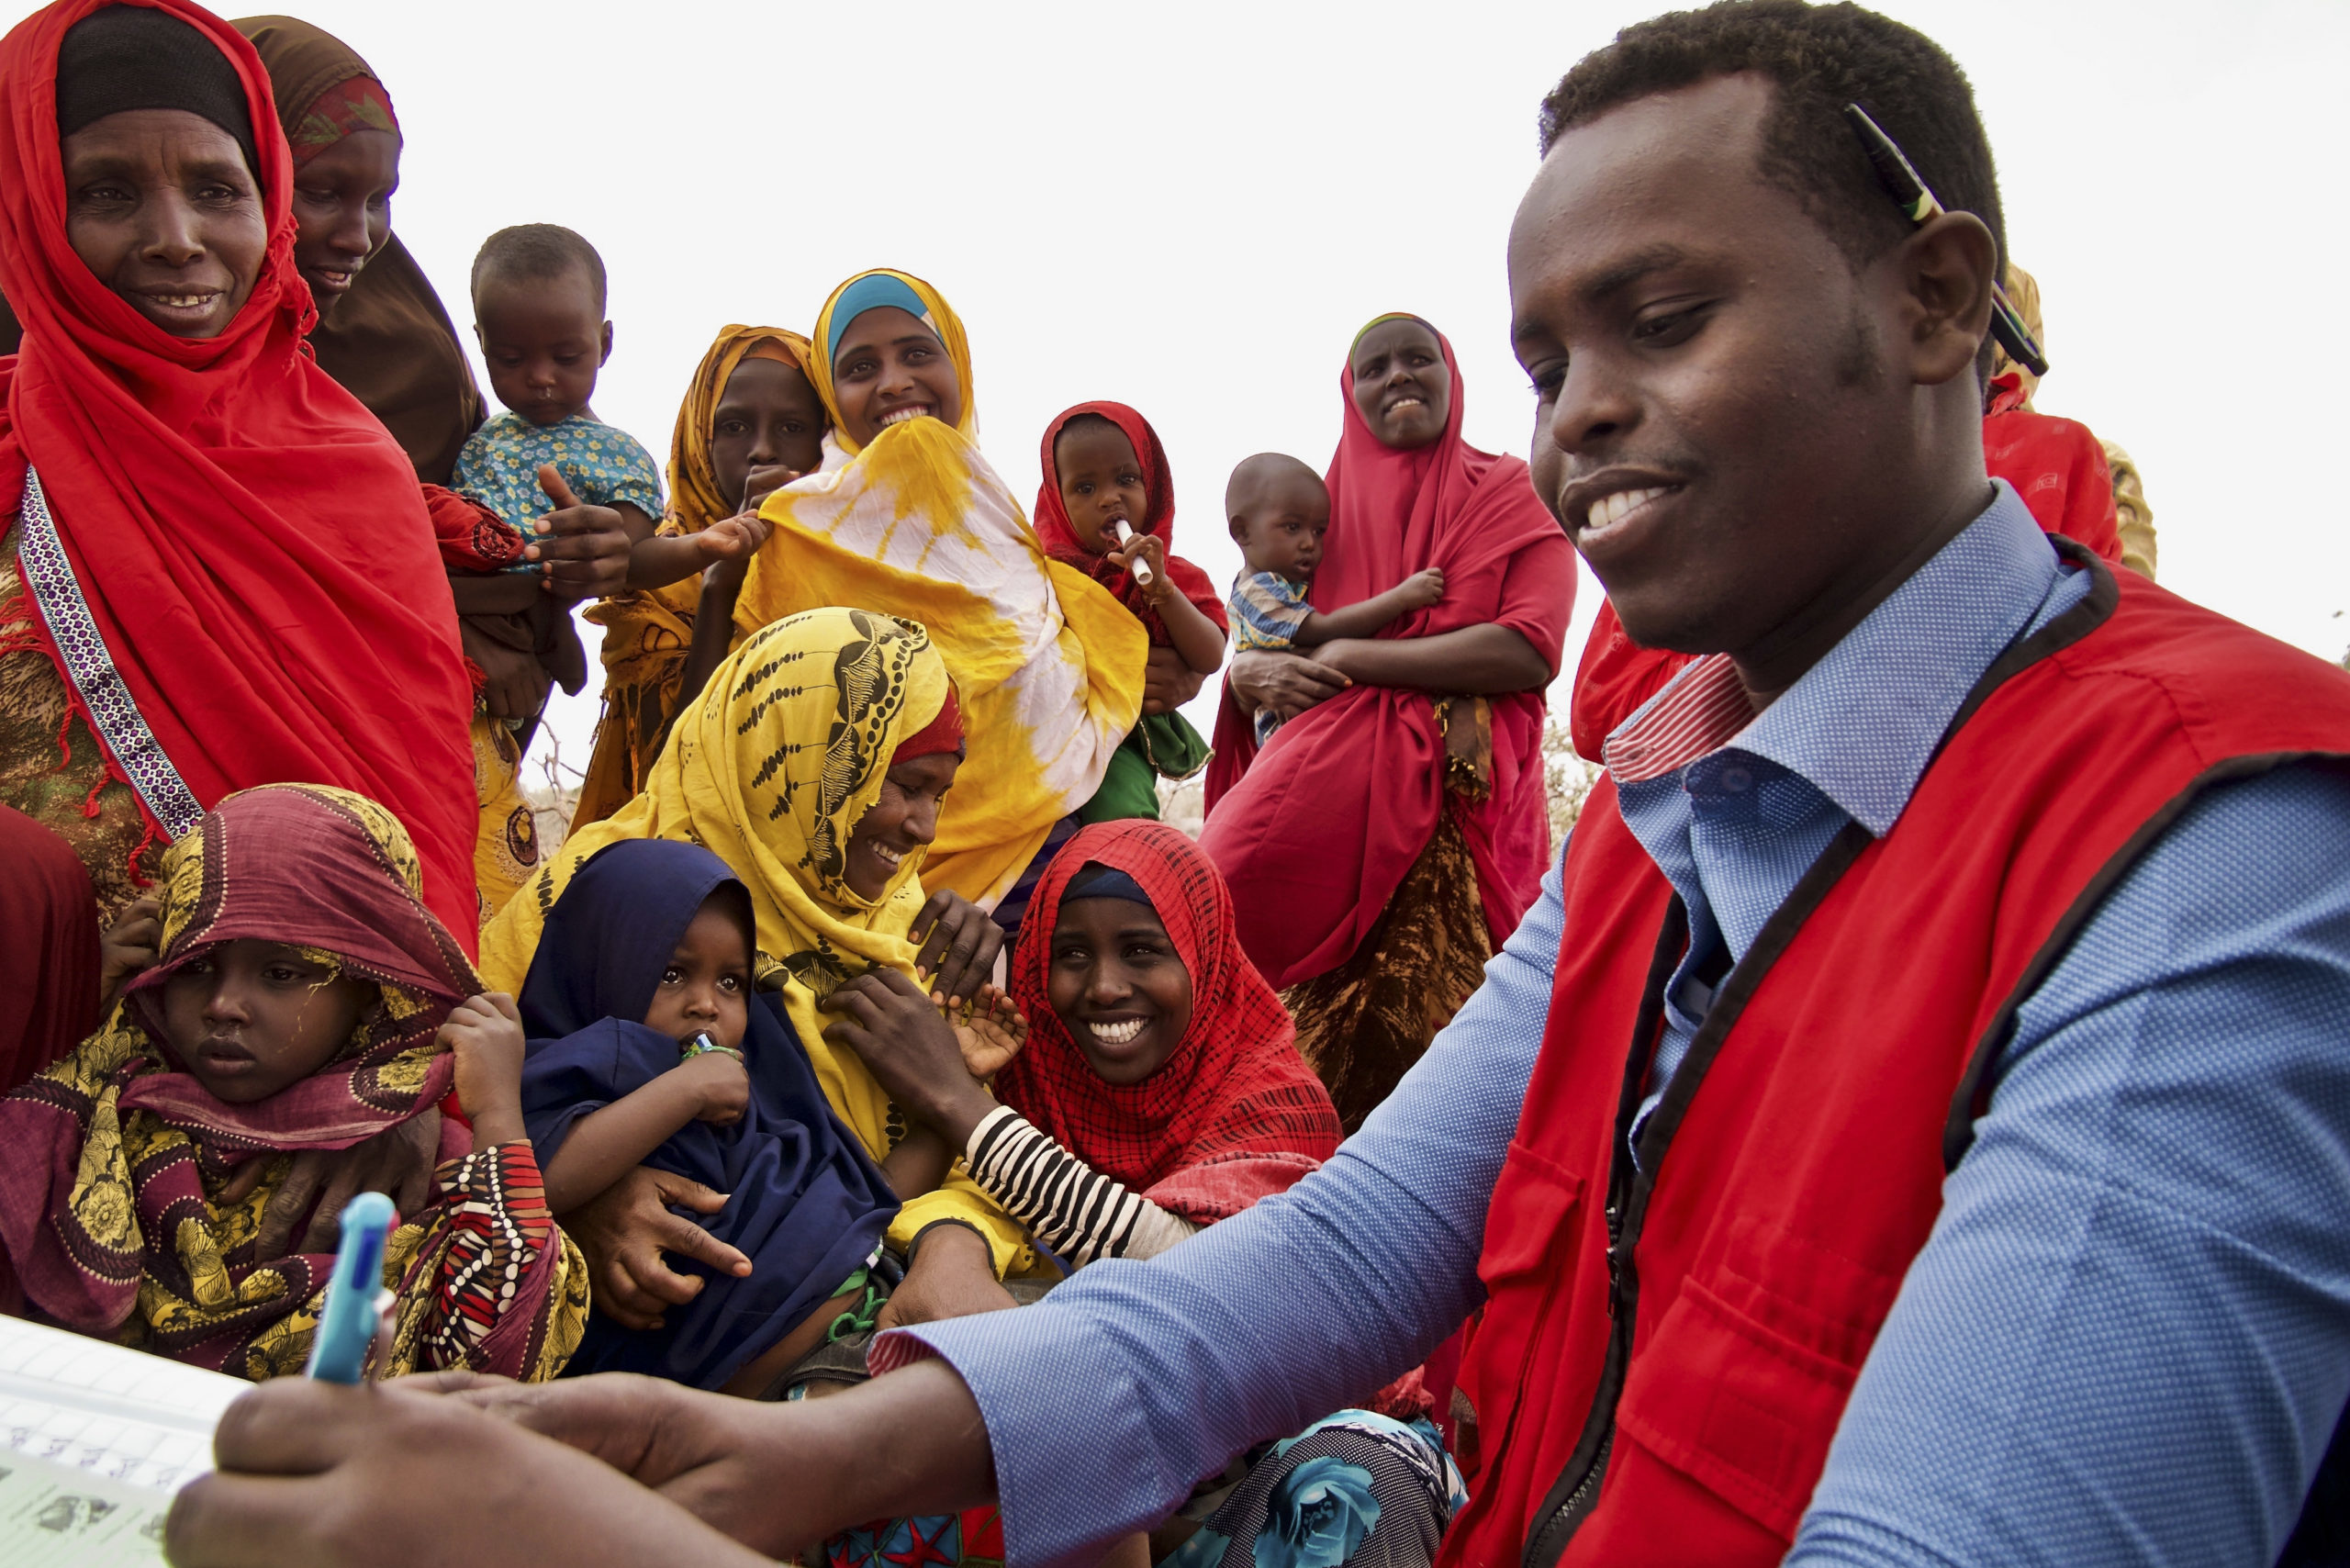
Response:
[599,320,615,367]
[1892,210,1998,389]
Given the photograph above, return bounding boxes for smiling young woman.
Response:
[727,268,1151,924]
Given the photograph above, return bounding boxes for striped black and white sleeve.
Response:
[964,1106,1201,1266]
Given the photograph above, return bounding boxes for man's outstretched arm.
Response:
[167,855,1572,1568]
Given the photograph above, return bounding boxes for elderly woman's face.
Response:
[289,127,397,310]
[1348,318,1451,449]
[63,108,266,340]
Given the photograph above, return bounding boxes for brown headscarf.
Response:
[234,15,483,487]
[234,17,579,725]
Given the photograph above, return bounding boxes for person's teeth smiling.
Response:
[869,843,904,870]
[878,405,931,427]
[1089,1017,1145,1047]
[1585,485,1674,537]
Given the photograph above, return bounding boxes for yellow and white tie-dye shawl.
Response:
[732,269,1146,908]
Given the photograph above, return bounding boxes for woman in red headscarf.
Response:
[1200,316,1574,1133]
[826,821,1453,1568]
[0,0,478,957]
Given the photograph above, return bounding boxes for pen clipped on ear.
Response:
[1842,102,2048,378]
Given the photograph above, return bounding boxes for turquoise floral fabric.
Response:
[1169,1411,1464,1568]
[453,411,664,571]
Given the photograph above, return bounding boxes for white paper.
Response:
[0,1315,243,1561]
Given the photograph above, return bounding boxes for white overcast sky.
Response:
[17,0,2346,780]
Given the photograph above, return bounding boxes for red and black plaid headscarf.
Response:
[999,820,1340,1225]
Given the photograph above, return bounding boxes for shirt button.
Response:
[1718,766,1752,792]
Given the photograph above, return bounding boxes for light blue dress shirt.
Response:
[896,486,2350,1568]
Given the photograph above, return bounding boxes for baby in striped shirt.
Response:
[1225,453,1443,745]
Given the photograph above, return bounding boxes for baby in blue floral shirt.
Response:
[458,225,766,587]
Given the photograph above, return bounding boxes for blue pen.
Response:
[304,1191,395,1384]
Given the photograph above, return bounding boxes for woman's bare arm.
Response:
[1311,623,1549,694]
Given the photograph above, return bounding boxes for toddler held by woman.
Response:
[1225,453,1443,745]
[1033,402,1226,823]
[515,839,911,1397]
[456,225,767,594]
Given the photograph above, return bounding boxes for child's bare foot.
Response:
[947,984,1027,1080]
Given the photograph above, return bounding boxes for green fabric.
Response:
[822,1266,886,1343]
[1077,713,1210,825]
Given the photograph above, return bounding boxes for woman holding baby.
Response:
[1203,315,1575,1134]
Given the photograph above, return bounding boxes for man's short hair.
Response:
[1539,0,2004,285]
[470,223,608,312]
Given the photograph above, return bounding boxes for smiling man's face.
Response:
[1510,72,1937,675]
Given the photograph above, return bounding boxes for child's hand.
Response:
[438,993,527,1144]
[98,895,162,1014]
[946,985,1027,1081]
[1399,566,1445,609]
[676,1048,751,1126]
[742,465,802,513]
[528,465,632,600]
[695,511,772,565]
[1108,531,1169,597]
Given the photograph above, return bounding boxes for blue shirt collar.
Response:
[1718,480,2065,836]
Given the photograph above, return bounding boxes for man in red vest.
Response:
[169,6,2350,1568]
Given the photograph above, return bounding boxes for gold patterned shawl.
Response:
[479,607,1034,1273]
[0,784,581,1379]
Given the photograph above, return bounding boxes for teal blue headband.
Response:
[824,274,933,365]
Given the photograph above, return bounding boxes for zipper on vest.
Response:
[1602,1200,1621,1314]
[1523,1120,1645,1565]
[1521,908,1686,1568]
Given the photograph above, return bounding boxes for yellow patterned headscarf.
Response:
[480,609,1035,1272]
[807,269,976,455]
[736,272,1147,909]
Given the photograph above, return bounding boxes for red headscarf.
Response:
[1566,391,2130,759]
[1201,321,1573,989]
[998,820,1340,1225]
[1031,400,1225,644]
[0,0,477,947]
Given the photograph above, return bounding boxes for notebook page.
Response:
[0,1448,180,1567]
[0,1316,241,1495]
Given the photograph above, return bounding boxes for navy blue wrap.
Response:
[516,839,898,1390]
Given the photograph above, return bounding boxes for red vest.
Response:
[1444,558,2350,1567]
